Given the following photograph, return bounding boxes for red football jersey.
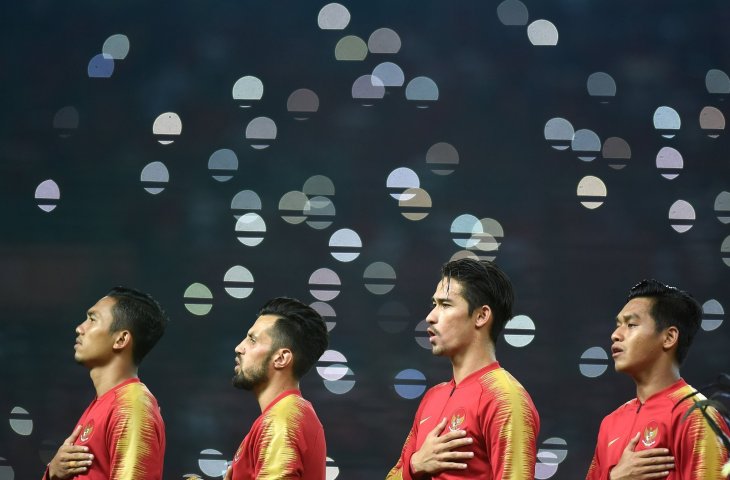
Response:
[386,362,540,480]
[586,378,729,480]
[43,377,165,480]
[231,389,326,479]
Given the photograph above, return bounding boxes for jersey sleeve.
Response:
[482,382,540,480]
[385,396,429,480]
[672,402,730,480]
[107,385,165,480]
[253,397,316,479]
[585,418,607,480]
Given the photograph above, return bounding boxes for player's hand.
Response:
[47,425,94,479]
[609,432,674,480]
[223,465,232,480]
[410,417,474,476]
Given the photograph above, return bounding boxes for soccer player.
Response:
[43,287,168,480]
[225,297,329,479]
[386,258,540,479]
[585,279,730,480]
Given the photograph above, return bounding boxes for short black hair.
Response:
[259,297,329,379]
[106,287,168,366]
[627,279,701,365]
[441,258,514,344]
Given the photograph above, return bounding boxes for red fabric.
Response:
[386,362,540,480]
[586,378,730,480]
[231,389,326,479]
[43,377,165,480]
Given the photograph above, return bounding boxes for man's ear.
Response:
[272,348,294,370]
[474,305,492,329]
[662,326,679,352]
[112,330,132,353]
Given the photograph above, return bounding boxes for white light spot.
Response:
[387,167,420,200]
[497,0,529,26]
[335,35,368,61]
[9,406,33,436]
[235,213,266,246]
[527,19,558,46]
[245,116,277,149]
[405,76,439,107]
[198,449,227,478]
[668,200,695,233]
[579,346,609,378]
[576,176,607,209]
[503,315,535,347]
[368,28,401,54]
[372,62,405,87]
[587,72,616,100]
[224,265,254,299]
[571,129,601,162]
[309,268,341,301]
[318,3,350,30]
[183,283,213,316]
[140,162,169,195]
[329,228,362,262]
[714,191,730,224]
[656,147,683,180]
[363,262,396,295]
[152,112,182,144]
[399,187,432,221]
[706,69,730,95]
[287,89,319,120]
[544,117,574,150]
[208,148,238,182]
[653,106,681,138]
[87,53,114,78]
[232,76,264,107]
[34,179,60,212]
[102,34,130,60]
[701,299,724,332]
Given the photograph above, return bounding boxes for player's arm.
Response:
[107,391,165,480]
[44,425,94,480]
[673,405,729,480]
[485,389,540,480]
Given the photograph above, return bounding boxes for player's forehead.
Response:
[433,277,465,301]
[616,297,654,321]
[248,314,278,337]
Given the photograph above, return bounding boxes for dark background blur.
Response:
[2,1,730,478]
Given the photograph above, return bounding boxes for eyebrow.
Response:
[87,310,98,318]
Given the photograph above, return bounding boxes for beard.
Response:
[232,352,272,390]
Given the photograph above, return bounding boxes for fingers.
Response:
[441,435,474,452]
[430,417,448,436]
[64,425,83,445]
[625,431,640,452]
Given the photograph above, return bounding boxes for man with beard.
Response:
[43,287,168,480]
[225,297,329,480]
[386,258,539,480]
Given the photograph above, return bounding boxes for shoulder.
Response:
[478,367,530,398]
[600,399,636,425]
[268,394,318,426]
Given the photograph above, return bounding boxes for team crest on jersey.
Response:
[79,419,95,443]
[641,421,660,447]
[448,408,467,432]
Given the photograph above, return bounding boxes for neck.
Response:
[254,375,300,412]
[89,362,138,398]
[451,341,496,385]
[632,361,680,403]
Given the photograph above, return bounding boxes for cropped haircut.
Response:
[259,297,329,379]
[441,258,514,344]
[627,279,701,365]
[107,287,169,366]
